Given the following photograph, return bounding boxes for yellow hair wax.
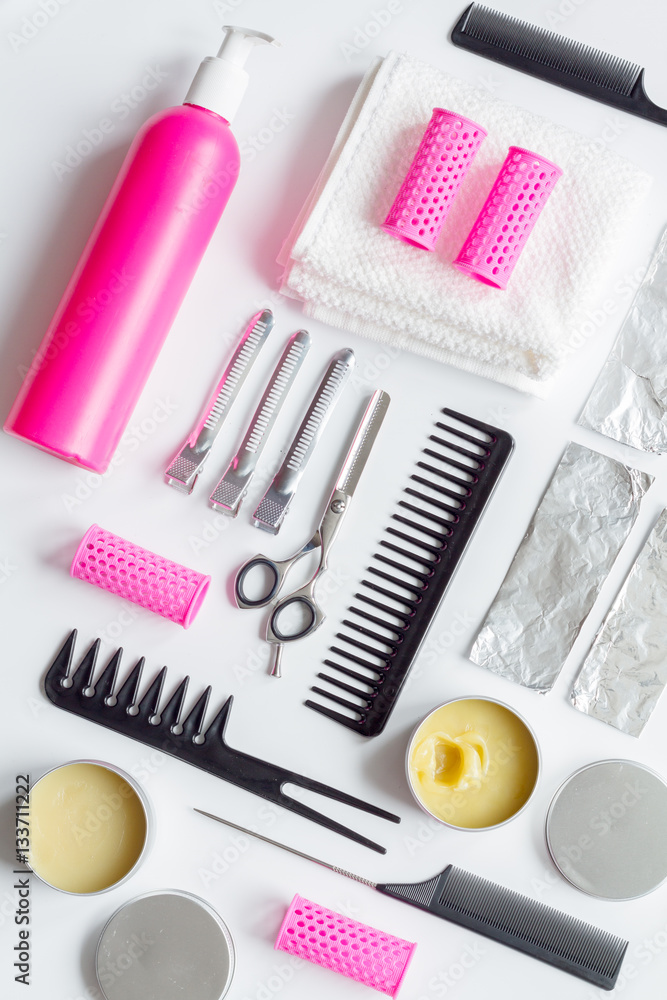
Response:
[407,698,539,829]
[28,762,147,893]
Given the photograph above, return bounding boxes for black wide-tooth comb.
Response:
[44,630,400,853]
[306,408,513,736]
[452,3,667,127]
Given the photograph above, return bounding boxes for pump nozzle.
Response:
[184,25,280,123]
[217,26,278,63]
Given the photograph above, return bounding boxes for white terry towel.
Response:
[278,52,652,397]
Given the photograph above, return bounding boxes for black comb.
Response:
[452,3,667,127]
[378,866,627,989]
[44,630,400,853]
[306,408,513,736]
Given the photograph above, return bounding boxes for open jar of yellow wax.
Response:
[27,760,152,895]
[406,698,540,831]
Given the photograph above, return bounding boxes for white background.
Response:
[1,0,667,998]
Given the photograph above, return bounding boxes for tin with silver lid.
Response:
[96,889,236,1000]
[545,759,667,901]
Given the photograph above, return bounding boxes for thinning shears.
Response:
[234,389,390,677]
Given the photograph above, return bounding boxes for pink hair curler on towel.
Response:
[454,146,562,289]
[275,894,416,996]
[382,108,487,251]
[71,524,210,628]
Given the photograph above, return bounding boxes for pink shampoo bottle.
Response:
[5,26,277,473]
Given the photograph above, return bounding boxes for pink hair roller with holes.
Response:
[454,146,562,289]
[71,524,210,628]
[382,108,487,251]
[275,894,416,996]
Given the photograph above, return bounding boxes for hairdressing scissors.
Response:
[234,390,390,677]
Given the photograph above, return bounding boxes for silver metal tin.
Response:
[405,696,541,832]
[545,759,667,900]
[96,889,236,1000]
[28,758,153,896]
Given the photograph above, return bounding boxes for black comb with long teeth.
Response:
[43,629,400,853]
[305,408,513,737]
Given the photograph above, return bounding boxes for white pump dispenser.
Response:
[184,26,279,123]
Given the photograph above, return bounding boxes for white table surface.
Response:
[2,0,667,998]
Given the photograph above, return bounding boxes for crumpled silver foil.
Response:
[571,508,667,736]
[469,442,653,692]
[579,227,667,452]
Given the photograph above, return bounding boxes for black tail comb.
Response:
[377,865,628,990]
[44,630,400,853]
[452,3,667,127]
[306,408,513,736]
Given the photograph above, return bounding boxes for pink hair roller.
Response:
[71,524,210,628]
[382,108,487,251]
[275,894,416,996]
[454,146,562,289]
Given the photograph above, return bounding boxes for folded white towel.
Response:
[278,52,651,397]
